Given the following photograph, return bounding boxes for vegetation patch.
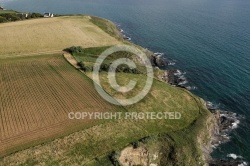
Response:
[66,46,146,74]
[0,12,43,23]
[90,16,122,40]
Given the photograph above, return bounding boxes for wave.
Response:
[154,52,164,56]
[178,80,188,85]
[227,153,242,160]
[123,34,131,41]
[116,24,131,41]
[185,86,197,90]
[226,154,248,166]
[168,62,176,66]
[173,69,182,76]
[232,119,240,129]
[238,162,248,166]
[206,101,220,110]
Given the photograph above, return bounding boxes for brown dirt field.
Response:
[0,16,121,58]
[0,54,121,157]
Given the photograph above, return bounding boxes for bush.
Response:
[109,151,121,166]
[100,63,110,72]
[131,141,139,149]
[0,13,21,22]
[97,63,142,74]
[0,16,7,23]
[0,12,44,23]
[77,61,92,72]
[28,13,43,19]
[66,46,84,54]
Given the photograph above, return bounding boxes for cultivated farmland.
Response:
[0,16,121,57]
[0,15,212,165]
[0,54,122,156]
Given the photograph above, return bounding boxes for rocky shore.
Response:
[118,26,247,165]
[149,51,191,89]
[205,102,247,166]
[149,51,247,165]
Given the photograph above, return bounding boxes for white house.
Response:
[44,13,54,18]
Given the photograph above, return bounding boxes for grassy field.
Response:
[0,15,212,165]
[0,71,211,165]
[0,16,121,57]
[0,54,123,157]
[0,10,17,14]
[90,16,123,40]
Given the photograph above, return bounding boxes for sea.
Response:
[1,0,250,163]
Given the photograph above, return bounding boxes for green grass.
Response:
[90,16,122,40]
[0,67,211,165]
[72,46,110,62]
[52,72,206,164]
[87,101,211,166]
[0,10,17,14]
[54,43,211,165]
[87,72,200,129]
[0,15,213,165]
[72,46,148,74]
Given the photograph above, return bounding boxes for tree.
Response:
[100,63,110,72]
[67,46,84,54]
[77,61,86,71]
[29,13,43,18]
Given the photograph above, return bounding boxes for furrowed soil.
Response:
[0,54,123,157]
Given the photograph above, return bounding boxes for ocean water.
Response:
[2,0,250,162]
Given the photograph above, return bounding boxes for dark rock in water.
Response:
[167,69,178,85]
[122,35,131,41]
[150,53,170,68]
[219,111,239,132]
[149,52,188,88]
[157,68,189,90]
[208,106,240,148]
[166,69,187,87]
[206,101,217,110]
[156,57,169,67]
[220,116,235,131]
[209,159,244,166]
[150,55,158,67]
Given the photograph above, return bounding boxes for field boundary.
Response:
[0,50,63,59]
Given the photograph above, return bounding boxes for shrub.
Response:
[28,13,43,18]
[0,16,7,23]
[0,12,43,23]
[109,151,121,166]
[100,63,110,72]
[77,61,92,72]
[66,46,84,54]
[131,141,139,149]
[0,13,21,22]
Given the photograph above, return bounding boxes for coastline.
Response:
[116,21,246,165]
[0,14,210,165]
[0,13,246,165]
[97,18,216,165]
